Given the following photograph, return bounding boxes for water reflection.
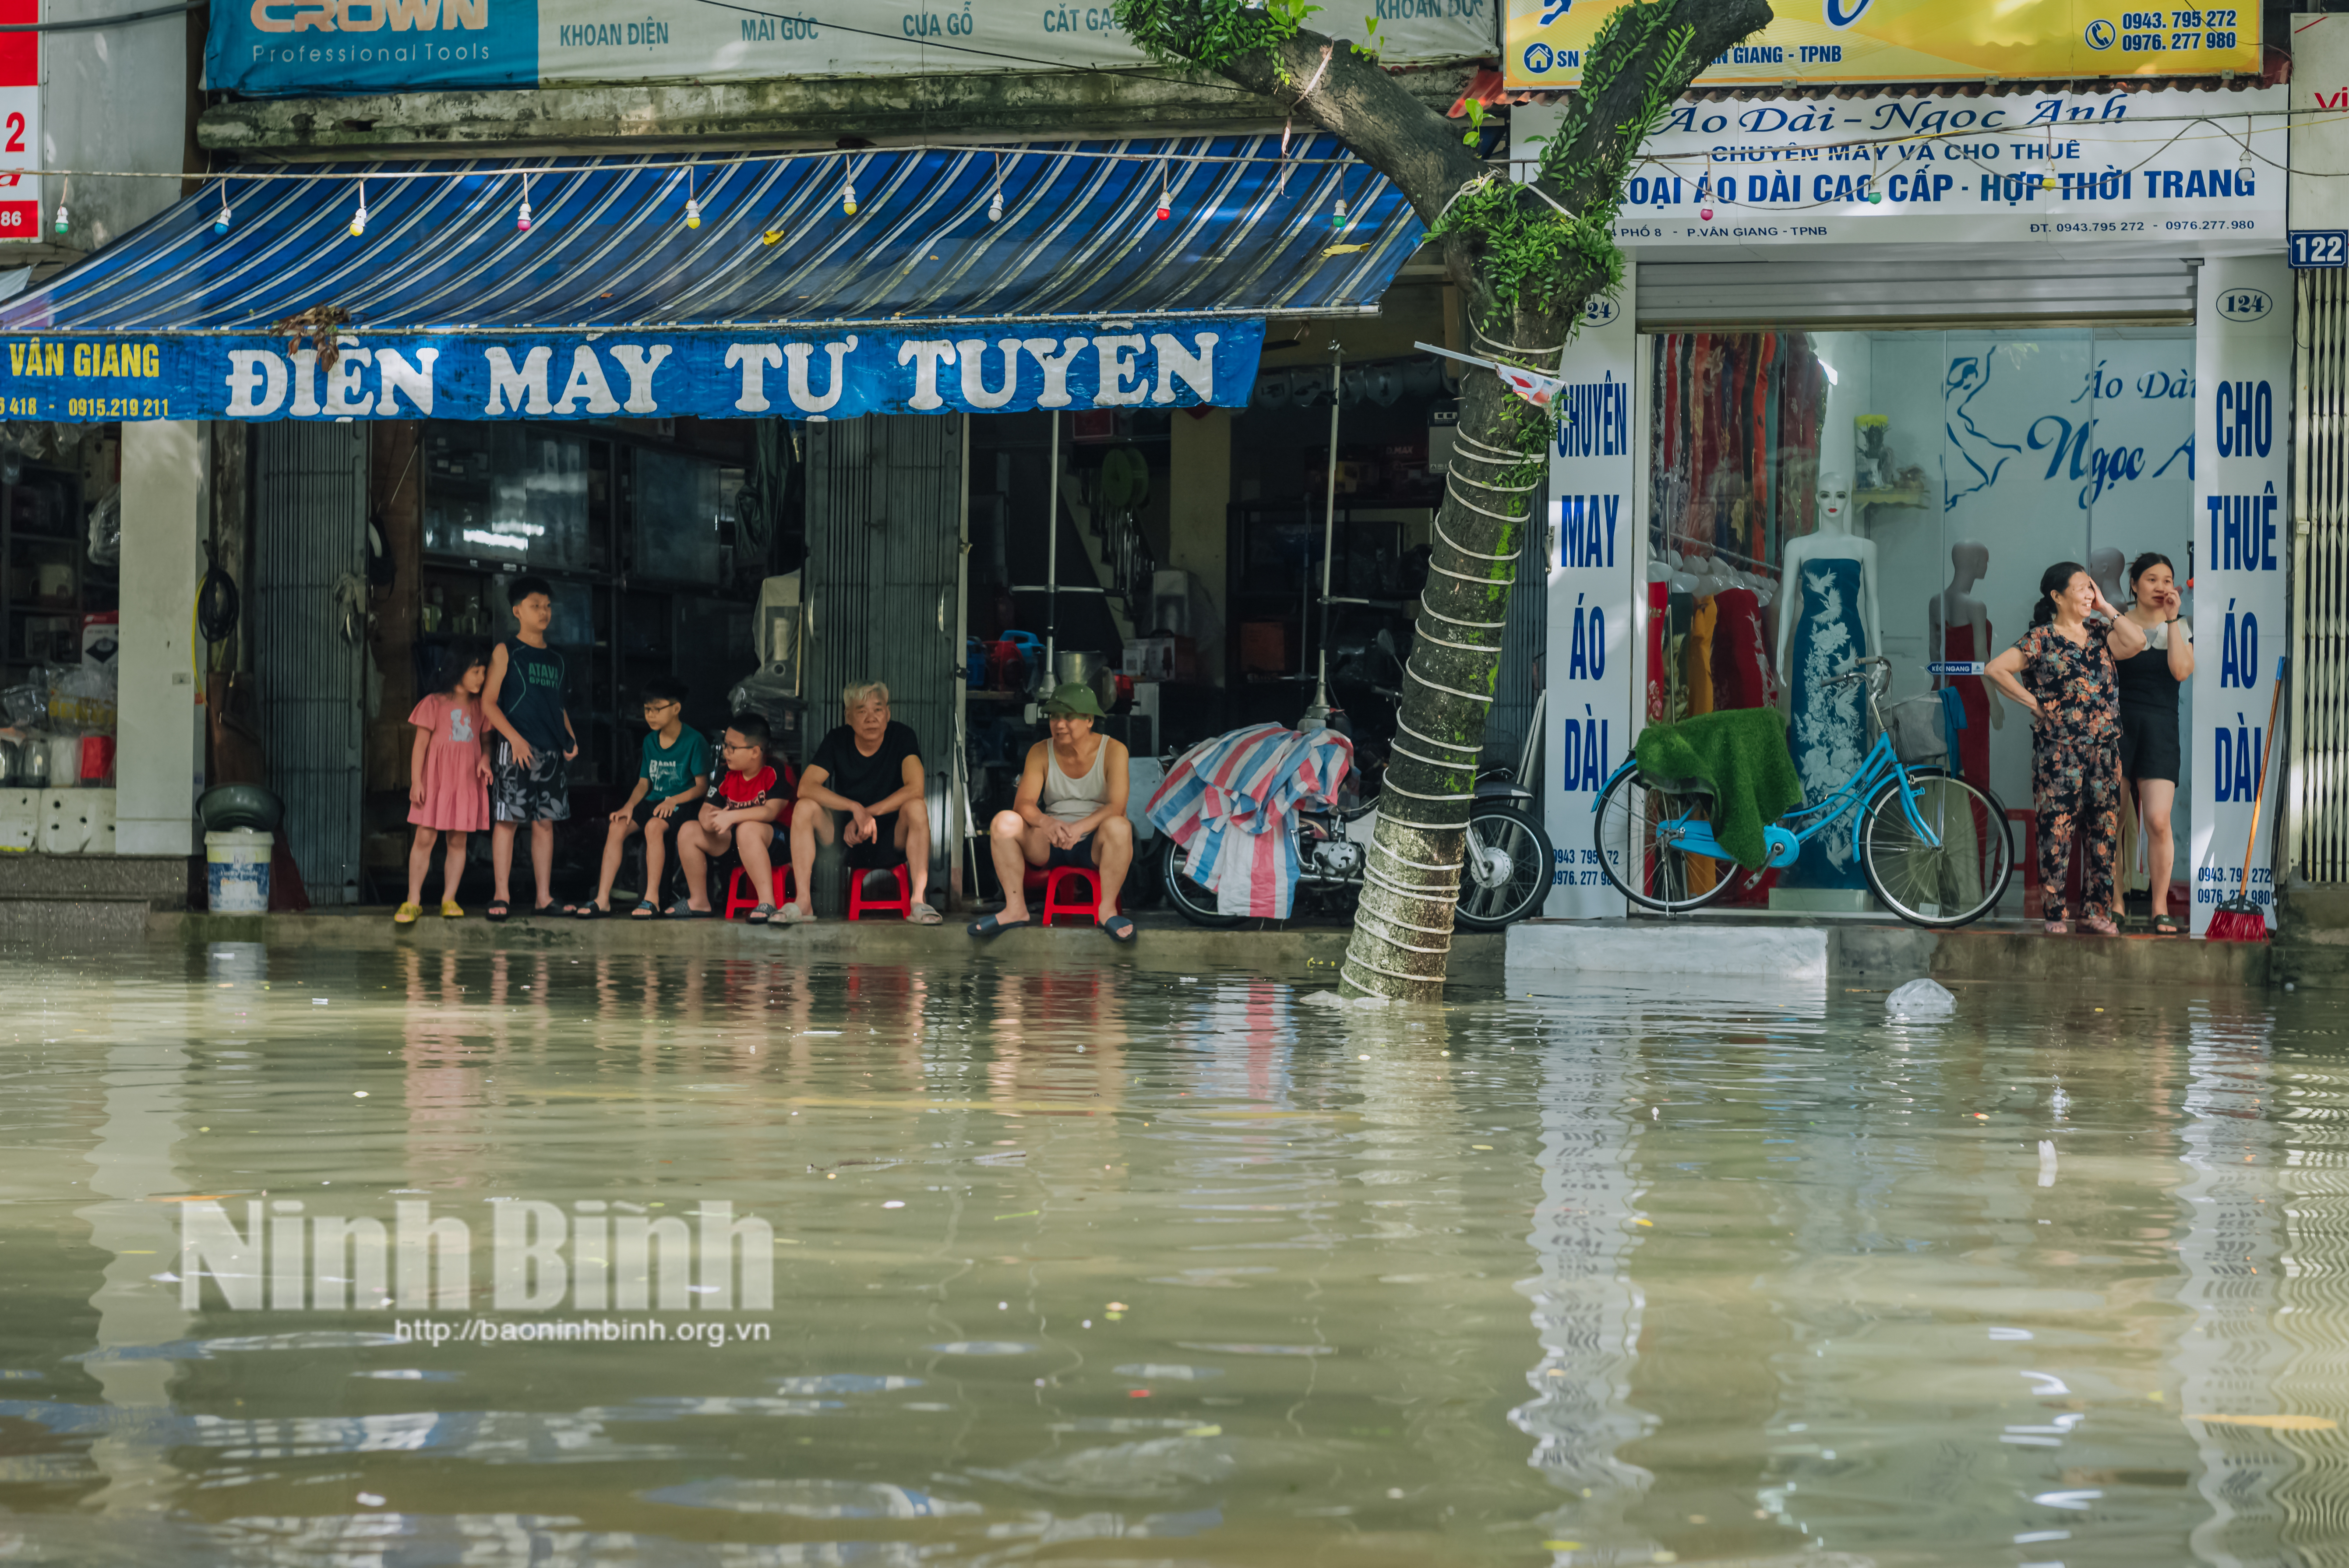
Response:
[0,945,2345,1562]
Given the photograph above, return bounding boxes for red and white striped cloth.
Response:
[1146,723,1354,919]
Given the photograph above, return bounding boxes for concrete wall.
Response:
[41,0,190,252]
[116,422,205,856]
[1166,408,1231,681]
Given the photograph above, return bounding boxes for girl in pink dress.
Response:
[399,643,492,924]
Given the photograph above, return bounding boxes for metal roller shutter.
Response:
[1633,245,2198,332]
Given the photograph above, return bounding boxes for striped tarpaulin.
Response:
[1148,722,1354,920]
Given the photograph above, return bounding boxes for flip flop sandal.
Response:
[2153,913,2184,935]
[575,903,609,919]
[629,899,658,920]
[440,901,465,919]
[1099,913,1137,943]
[966,912,1030,938]
[393,902,422,925]
[776,903,815,925]
[529,902,564,918]
[2043,919,2068,935]
[908,902,943,926]
[486,900,511,923]
[665,900,712,920]
[746,903,776,924]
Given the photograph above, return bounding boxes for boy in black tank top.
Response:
[481,574,577,920]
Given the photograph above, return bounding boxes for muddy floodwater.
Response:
[0,941,2344,1566]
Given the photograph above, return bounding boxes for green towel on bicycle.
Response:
[1631,708,1804,869]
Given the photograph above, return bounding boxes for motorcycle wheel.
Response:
[1157,836,1245,929]
[1453,804,1556,931]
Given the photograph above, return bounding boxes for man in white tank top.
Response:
[969,683,1135,941]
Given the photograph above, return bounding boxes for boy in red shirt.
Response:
[670,712,792,918]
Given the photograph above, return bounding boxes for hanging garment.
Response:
[1710,587,1776,711]
[1943,620,1992,786]
[1762,342,1783,561]
[1646,579,1671,722]
[1684,595,1719,717]
[1660,335,1679,486]
[1785,554,1869,888]
[1665,591,1696,723]
[1146,723,1354,920]
[1678,337,1712,552]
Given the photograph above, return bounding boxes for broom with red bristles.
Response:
[2208,655,2287,942]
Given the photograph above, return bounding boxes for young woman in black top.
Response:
[2116,552,2195,934]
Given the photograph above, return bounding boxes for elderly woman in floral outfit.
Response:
[1986,560,2147,934]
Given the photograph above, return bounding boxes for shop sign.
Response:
[1505,0,2258,89]
[0,320,1266,422]
[1517,87,2286,251]
[0,0,35,242]
[2188,255,2288,935]
[208,0,1493,97]
[1545,272,1640,917]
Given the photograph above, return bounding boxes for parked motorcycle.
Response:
[1155,763,1555,932]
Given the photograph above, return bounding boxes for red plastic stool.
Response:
[1029,865,1117,926]
[723,864,796,920]
[847,862,913,920]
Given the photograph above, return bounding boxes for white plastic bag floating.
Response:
[1885,978,1956,1018]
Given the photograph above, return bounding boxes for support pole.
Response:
[1044,411,1060,691]
[1306,342,1342,727]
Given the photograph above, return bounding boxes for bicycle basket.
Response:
[1881,694,1950,764]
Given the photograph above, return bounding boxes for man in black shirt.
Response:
[780,680,941,923]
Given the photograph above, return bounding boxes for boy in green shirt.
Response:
[582,677,712,917]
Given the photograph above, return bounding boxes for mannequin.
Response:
[2088,546,2127,608]
[1774,476,1877,683]
[1775,472,1878,886]
[1927,540,2004,786]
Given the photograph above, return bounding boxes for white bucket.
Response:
[206,829,272,913]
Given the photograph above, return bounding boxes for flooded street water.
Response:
[0,940,2344,1566]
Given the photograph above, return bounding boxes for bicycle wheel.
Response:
[1455,804,1556,931]
[1858,771,2014,928]
[1592,769,1751,914]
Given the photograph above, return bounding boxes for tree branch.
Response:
[1540,0,1773,215]
[1211,33,1482,225]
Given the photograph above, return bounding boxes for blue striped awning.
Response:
[0,134,1422,422]
[8,134,1419,334]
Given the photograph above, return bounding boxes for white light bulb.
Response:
[988,189,1003,222]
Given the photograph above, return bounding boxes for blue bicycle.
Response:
[1592,657,2016,927]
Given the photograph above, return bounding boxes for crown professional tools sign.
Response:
[1507,0,2258,88]
[1517,87,2286,251]
[210,0,1494,96]
[1545,275,1640,917]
